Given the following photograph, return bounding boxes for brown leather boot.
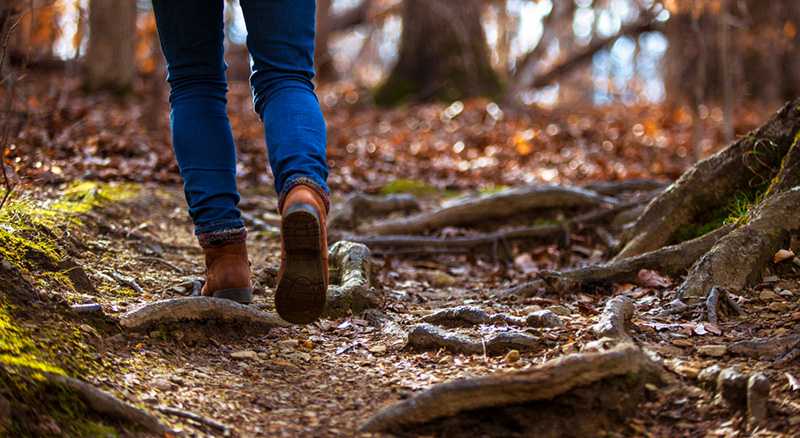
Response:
[275,182,329,324]
[201,241,253,304]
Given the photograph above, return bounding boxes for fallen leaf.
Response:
[637,269,671,288]
[786,373,800,391]
[230,350,258,360]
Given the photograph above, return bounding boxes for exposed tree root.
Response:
[360,343,663,434]
[343,224,563,256]
[501,225,733,298]
[47,373,175,436]
[405,323,542,355]
[616,99,800,259]
[729,335,800,359]
[119,297,288,331]
[344,196,654,256]
[329,193,420,229]
[156,405,230,434]
[362,185,617,235]
[677,187,800,301]
[591,296,634,340]
[704,286,741,325]
[583,179,666,196]
[324,241,379,318]
[421,306,562,328]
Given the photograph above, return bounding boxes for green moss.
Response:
[380,179,439,196]
[0,181,138,275]
[0,303,65,376]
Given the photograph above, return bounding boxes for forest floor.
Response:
[1,76,800,436]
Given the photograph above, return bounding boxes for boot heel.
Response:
[275,203,327,324]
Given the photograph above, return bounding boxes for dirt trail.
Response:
[42,184,792,437]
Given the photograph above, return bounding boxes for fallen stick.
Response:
[583,179,666,196]
[421,306,562,328]
[360,343,662,433]
[119,297,288,331]
[48,374,175,436]
[591,296,634,339]
[362,185,618,235]
[157,405,231,435]
[406,323,542,355]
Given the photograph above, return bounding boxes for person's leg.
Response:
[152,0,243,238]
[238,0,329,206]
[239,0,329,323]
[152,0,251,303]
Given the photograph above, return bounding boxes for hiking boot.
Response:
[275,181,329,324]
[201,241,253,304]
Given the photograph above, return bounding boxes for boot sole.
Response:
[211,288,253,304]
[275,203,327,324]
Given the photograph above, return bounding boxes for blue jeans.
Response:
[152,0,329,235]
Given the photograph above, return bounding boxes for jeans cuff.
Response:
[278,176,330,214]
[197,226,247,248]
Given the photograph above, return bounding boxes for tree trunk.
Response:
[375,0,500,105]
[315,0,336,81]
[664,0,800,107]
[84,0,137,92]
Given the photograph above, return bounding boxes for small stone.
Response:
[368,344,387,354]
[774,249,795,264]
[674,363,701,379]
[547,305,571,316]
[425,271,456,288]
[526,310,563,327]
[697,345,727,357]
[759,290,779,301]
[504,349,521,363]
[279,339,300,349]
[671,338,693,347]
[230,350,258,360]
[152,379,172,390]
[769,302,791,312]
[747,373,770,426]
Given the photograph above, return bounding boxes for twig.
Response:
[157,405,231,435]
[138,256,184,274]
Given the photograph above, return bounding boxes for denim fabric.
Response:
[152,0,329,235]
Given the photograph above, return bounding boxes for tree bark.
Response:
[84,0,137,92]
[375,0,500,105]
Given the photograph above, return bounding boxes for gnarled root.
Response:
[323,241,380,319]
[360,343,663,434]
[406,323,542,355]
[119,297,288,331]
[421,306,562,328]
[592,296,634,340]
[502,225,733,298]
[677,187,800,301]
[48,374,175,435]
[362,185,617,235]
[616,99,800,259]
[329,193,420,229]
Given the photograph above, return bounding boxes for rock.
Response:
[230,350,258,360]
[759,290,779,301]
[546,305,571,316]
[525,310,563,327]
[774,249,795,263]
[152,378,172,391]
[717,368,748,409]
[747,373,770,426]
[698,365,722,389]
[504,349,521,363]
[697,345,727,357]
[368,344,387,354]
